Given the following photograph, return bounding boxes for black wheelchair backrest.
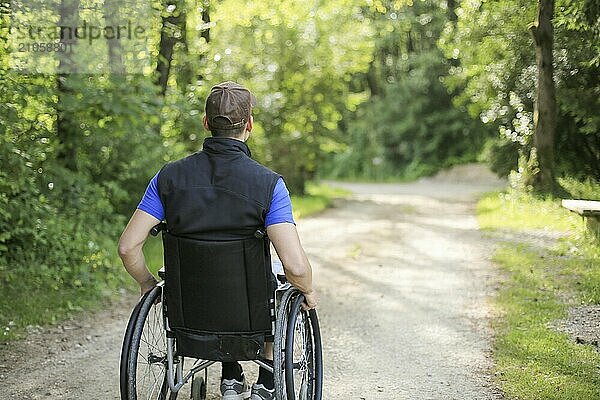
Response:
[162,232,275,361]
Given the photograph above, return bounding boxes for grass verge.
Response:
[291,182,350,220]
[0,259,127,341]
[478,191,600,399]
[1,283,105,340]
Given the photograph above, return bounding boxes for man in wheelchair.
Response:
[118,81,318,400]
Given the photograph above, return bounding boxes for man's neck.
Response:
[213,135,246,142]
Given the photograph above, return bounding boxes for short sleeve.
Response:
[137,172,165,221]
[265,177,295,227]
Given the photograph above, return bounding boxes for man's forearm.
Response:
[285,271,313,295]
[267,223,315,295]
[284,258,318,310]
[118,245,155,287]
[118,209,161,291]
[283,258,313,294]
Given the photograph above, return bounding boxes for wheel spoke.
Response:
[275,288,323,400]
[289,310,313,399]
[127,287,173,400]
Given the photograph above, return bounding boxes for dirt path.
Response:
[0,173,505,399]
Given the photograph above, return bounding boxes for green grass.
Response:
[478,191,600,399]
[0,252,127,341]
[142,236,165,276]
[477,191,582,232]
[1,240,128,341]
[0,283,105,340]
[290,182,350,220]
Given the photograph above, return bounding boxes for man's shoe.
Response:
[220,376,251,400]
[250,383,275,400]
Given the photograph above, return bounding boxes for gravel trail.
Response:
[0,173,505,399]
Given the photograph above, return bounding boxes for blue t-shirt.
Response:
[137,173,295,227]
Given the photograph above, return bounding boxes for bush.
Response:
[559,176,600,200]
[326,51,493,181]
[0,141,124,284]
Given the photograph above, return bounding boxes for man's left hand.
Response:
[140,276,159,298]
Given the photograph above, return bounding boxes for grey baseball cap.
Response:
[205,81,257,130]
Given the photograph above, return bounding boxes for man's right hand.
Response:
[140,276,159,298]
[302,290,318,310]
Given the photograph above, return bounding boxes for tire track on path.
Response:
[302,180,504,399]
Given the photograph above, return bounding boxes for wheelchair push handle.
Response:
[150,221,167,236]
[151,223,264,239]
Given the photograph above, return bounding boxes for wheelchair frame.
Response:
[120,274,322,400]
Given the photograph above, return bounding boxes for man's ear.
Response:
[203,115,210,131]
[246,115,253,133]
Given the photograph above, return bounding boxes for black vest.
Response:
[158,138,280,358]
[157,137,280,240]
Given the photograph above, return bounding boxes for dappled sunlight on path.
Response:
[300,179,504,399]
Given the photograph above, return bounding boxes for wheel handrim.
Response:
[128,287,175,400]
[136,301,168,399]
[292,311,314,399]
[286,295,315,400]
[274,287,323,400]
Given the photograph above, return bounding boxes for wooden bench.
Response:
[561,199,600,237]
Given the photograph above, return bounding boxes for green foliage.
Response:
[479,136,521,178]
[558,176,600,200]
[0,4,163,339]
[199,0,374,193]
[0,140,127,340]
[329,51,492,180]
[441,0,600,179]
[507,149,541,194]
[325,0,492,181]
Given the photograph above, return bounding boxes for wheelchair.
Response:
[120,224,323,400]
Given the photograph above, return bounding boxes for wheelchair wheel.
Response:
[121,285,177,400]
[191,373,207,400]
[274,288,323,400]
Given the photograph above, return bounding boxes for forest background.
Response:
[0,0,598,338]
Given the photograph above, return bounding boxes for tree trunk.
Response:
[156,0,184,96]
[176,6,193,94]
[447,0,457,24]
[196,1,211,83]
[407,30,414,53]
[201,1,211,44]
[56,0,80,172]
[530,0,556,192]
[366,59,380,97]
